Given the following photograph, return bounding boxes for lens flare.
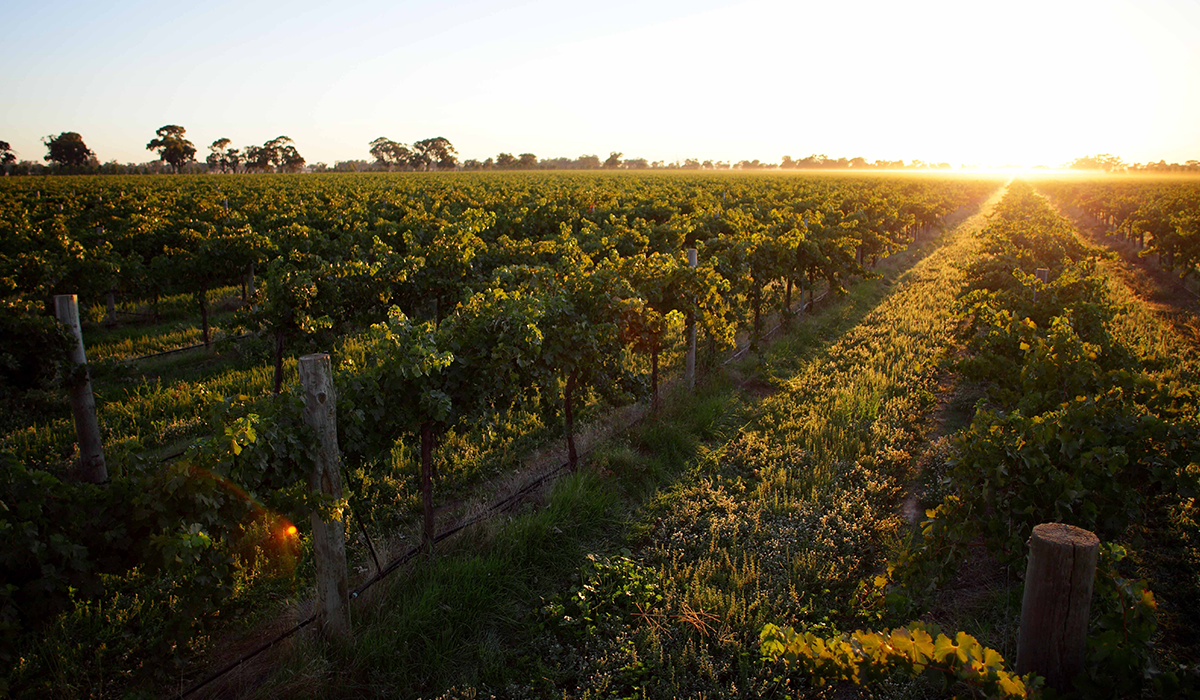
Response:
[176,461,302,574]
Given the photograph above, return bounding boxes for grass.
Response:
[81,285,243,328]
[86,322,230,363]
[0,350,293,468]
[227,187,1004,699]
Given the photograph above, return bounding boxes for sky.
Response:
[3,0,1199,168]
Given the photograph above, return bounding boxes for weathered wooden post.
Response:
[298,353,350,639]
[105,289,117,326]
[1016,523,1099,692]
[685,247,698,391]
[54,295,107,483]
[1033,268,1049,302]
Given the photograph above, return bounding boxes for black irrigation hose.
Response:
[172,613,318,700]
[724,289,830,366]
[125,333,255,362]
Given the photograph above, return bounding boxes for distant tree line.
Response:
[0,127,310,176]
[4,129,1198,176]
[1069,153,1200,173]
[344,150,958,172]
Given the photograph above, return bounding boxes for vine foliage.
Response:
[760,621,1036,698]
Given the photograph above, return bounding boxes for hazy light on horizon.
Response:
[2,0,1198,168]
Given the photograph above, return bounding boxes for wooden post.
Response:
[298,353,350,639]
[1033,268,1049,302]
[54,295,107,483]
[564,369,579,469]
[1016,523,1099,692]
[420,421,436,558]
[685,247,698,391]
[105,289,117,326]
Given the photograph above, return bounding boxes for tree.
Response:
[576,154,601,169]
[0,141,15,167]
[146,125,197,172]
[411,137,458,170]
[243,137,304,172]
[243,144,270,172]
[604,152,623,169]
[43,132,95,168]
[368,137,412,170]
[517,153,538,169]
[207,138,229,172]
[206,138,240,173]
[264,136,305,172]
[1069,154,1125,172]
[495,152,517,169]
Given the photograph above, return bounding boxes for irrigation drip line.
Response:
[123,333,255,363]
[724,289,830,366]
[172,612,317,700]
